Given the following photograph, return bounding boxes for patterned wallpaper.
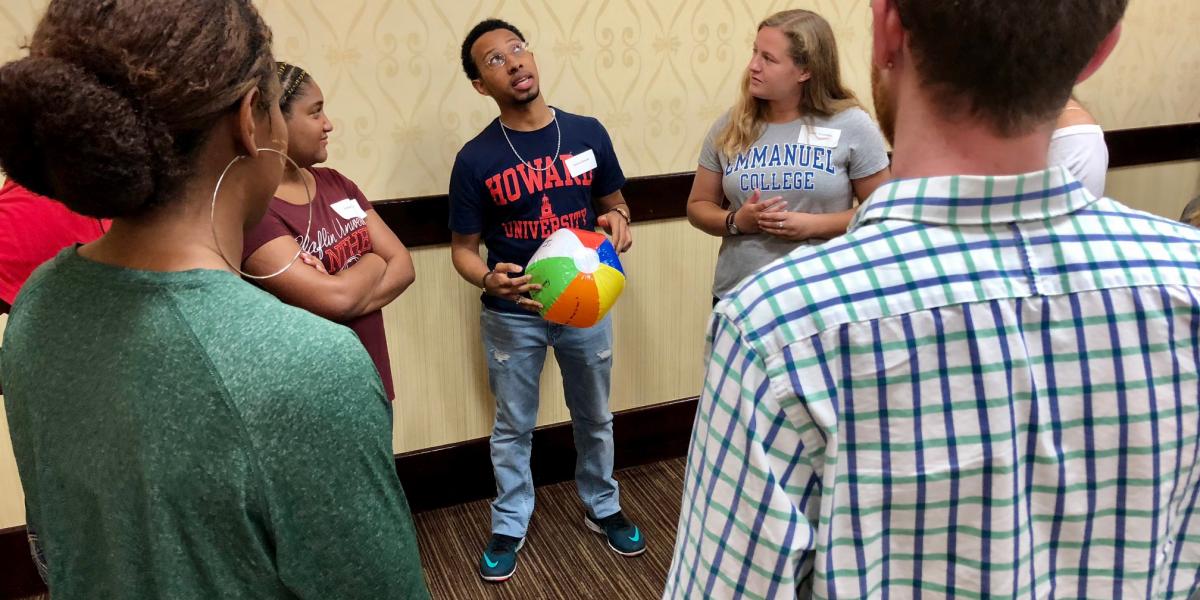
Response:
[1,0,1198,201]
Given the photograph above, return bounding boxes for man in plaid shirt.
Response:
[666,0,1200,598]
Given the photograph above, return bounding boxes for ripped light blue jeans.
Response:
[480,308,620,539]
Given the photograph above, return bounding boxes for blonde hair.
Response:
[716,9,861,158]
[1182,196,1200,228]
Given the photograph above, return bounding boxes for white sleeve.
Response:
[1048,124,1109,198]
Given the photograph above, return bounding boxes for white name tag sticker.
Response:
[565,150,598,179]
[798,125,842,148]
[330,198,367,220]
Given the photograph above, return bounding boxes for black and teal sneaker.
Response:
[479,533,525,582]
[585,510,646,557]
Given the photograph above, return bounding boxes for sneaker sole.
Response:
[480,568,516,583]
[583,516,647,557]
[479,537,526,583]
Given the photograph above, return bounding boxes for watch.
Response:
[725,210,741,236]
[609,205,631,224]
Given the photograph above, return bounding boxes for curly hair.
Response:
[460,19,525,81]
[1182,195,1200,228]
[0,0,277,219]
[276,62,312,116]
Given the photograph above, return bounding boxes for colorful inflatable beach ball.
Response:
[526,228,626,328]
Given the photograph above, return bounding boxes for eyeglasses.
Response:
[483,41,530,70]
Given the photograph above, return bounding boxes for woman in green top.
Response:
[0,1,428,598]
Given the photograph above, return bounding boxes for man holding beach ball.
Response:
[447,18,646,584]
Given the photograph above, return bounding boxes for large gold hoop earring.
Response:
[210,148,312,280]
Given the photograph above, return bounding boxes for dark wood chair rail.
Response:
[375,122,1200,249]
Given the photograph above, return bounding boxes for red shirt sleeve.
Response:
[0,180,107,304]
[241,204,294,263]
[0,200,26,304]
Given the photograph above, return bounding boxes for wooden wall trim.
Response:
[376,122,1199,249]
[1106,122,1200,168]
[0,524,40,600]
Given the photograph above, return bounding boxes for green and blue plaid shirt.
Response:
[665,167,1200,599]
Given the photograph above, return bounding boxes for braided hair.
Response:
[276,62,311,117]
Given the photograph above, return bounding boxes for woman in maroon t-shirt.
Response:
[242,63,414,402]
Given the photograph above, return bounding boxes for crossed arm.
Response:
[243,210,415,322]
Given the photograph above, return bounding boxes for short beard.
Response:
[514,88,540,106]
[871,64,896,146]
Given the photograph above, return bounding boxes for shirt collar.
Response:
[849,166,1099,231]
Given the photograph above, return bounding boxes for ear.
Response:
[798,69,812,84]
[871,0,905,69]
[1076,21,1122,83]
[471,78,493,98]
[234,88,260,157]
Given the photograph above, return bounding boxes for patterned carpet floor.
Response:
[414,457,686,599]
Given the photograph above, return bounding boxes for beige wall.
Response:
[1108,162,1200,219]
[1,0,1198,529]
[384,221,717,454]
[5,1,1196,200]
[223,0,1200,198]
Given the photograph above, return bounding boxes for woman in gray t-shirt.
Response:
[686,9,892,300]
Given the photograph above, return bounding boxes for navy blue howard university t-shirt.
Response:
[449,108,625,314]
